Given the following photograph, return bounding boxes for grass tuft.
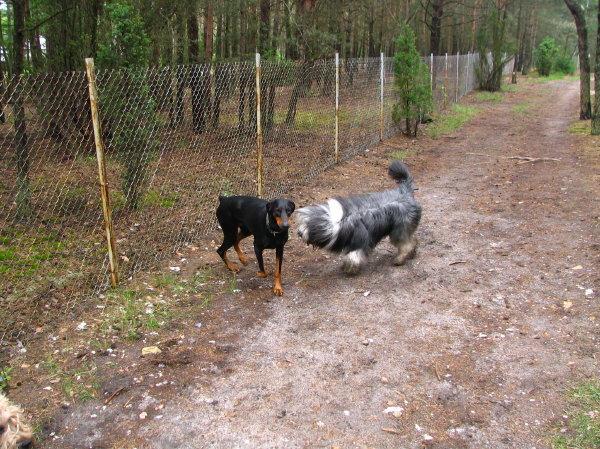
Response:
[389,149,410,160]
[427,104,479,139]
[142,190,179,209]
[0,366,13,392]
[552,381,600,449]
[475,91,504,103]
[512,102,530,115]
[501,84,519,93]
[530,72,580,84]
[569,120,591,135]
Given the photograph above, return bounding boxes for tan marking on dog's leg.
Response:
[273,252,283,296]
[257,270,268,278]
[222,253,240,272]
[394,235,417,266]
[234,232,249,265]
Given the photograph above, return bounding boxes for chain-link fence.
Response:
[0,52,512,344]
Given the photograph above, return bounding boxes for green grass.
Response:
[427,104,479,139]
[530,72,580,84]
[219,178,234,197]
[142,189,179,208]
[552,381,600,449]
[101,289,171,340]
[475,91,504,103]
[228,273,239,293]
[501,84,519,93]
[389,149,411,160]
[154,273,179,288]
[512,102,531,115]
[0,229,65,280]
[0,366,13,392]
[569,120,592,135]
[42,357,99,402]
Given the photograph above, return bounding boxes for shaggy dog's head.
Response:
[0,393,33,449]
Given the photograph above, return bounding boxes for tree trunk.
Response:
[592,0,600,134]
[0,8,6,123]
[285,61,311,125]
[169,15,185,128]
[198,2,213,132]
[430,0,444,55]
[12,0,31,220]
[189,6,204,133]
[564,0,592,119]
[512,0,523,83]
[367,4,375,57]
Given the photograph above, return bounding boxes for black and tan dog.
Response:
[216,195,295,296]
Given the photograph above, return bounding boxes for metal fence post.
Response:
[445,52,448,84]
[380,52,384,141]
[84,58,119,288]
[430,53,434,93]
[466,52,470,93]
[335,52,340,162]
[255,52,264,197]
[455,51,460,102]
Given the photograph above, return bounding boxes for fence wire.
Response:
[0,53,511,345]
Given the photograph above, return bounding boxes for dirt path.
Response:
[50,79,598,449]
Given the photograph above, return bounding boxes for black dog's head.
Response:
[266,199,295,232]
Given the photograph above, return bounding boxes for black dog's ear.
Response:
[286,201,296,215]
[266,201,275,214]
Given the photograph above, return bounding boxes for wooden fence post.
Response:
[335,52,340,162]
[255,52,264,197]
[380,52,384,141]
[85,58,119,288]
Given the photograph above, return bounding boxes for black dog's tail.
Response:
[388,160,415,191]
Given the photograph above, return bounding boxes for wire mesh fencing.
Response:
[0,52,508,344]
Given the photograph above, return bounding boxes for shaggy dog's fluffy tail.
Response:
[388,160,414,189]
[296,161,417,257]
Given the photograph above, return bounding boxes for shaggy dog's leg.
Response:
[393,234,417,266]
[342,249,368,275]
[0,392,33,449]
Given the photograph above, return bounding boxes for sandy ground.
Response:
[40,78,599,449]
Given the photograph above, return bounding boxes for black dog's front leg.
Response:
[254,244,267,278]
[273,245,284,296]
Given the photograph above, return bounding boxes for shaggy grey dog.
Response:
[296,161,421,274]
[0,392,33,449]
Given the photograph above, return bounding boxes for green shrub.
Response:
[535,37,558,77]
[392,26,433,137]
[554,54,576,75]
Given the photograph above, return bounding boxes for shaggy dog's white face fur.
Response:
[0,393,33,449]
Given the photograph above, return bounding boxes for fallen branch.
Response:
[381,427,402,435]
[449,260,467,266]
[466,153,561,163]
[507,156,561,163]
[434,363,442,381]
[104,387,125,405]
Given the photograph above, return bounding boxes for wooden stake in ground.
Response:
[255,52,264,197]
[380,52,384,142]
[335,52,340,162]
[85,58,119,288]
